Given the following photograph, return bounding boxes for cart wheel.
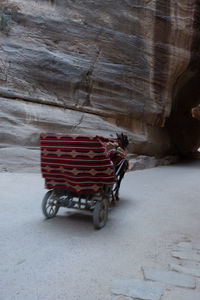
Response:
[93,198,108,229]
[42,190,59,218]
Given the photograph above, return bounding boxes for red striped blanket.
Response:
[40,133,116,194]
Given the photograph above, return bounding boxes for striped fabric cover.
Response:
[40,133,116,194]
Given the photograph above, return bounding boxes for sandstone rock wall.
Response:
[0,0,199,170]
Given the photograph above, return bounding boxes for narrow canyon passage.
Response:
[166,72,200,156]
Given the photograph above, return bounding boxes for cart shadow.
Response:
[41,210,93,233]
[40,196,135,236]
[63,210,93,223]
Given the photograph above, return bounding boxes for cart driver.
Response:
[106,133,129,169]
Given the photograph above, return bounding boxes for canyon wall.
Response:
[0,0,199,170]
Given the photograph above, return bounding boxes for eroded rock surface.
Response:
[0,0,200,169]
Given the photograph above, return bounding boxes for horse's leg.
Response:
[111,175,120,204]
[115,172,124,201]
[115,161,128,201]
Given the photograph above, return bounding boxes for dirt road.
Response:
[1,161,200,299]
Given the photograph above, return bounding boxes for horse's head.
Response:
[116,133,129,150]
[191,105,200,121]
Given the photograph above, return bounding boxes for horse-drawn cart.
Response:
[40,133,128,229]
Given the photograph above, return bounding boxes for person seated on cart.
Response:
[96,133,129,170]
[105,133,129,202]
[105,133,129,170]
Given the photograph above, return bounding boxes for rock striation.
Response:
[0,0,200,170]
